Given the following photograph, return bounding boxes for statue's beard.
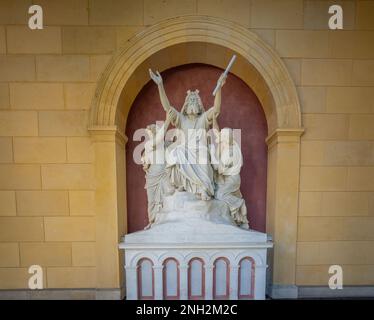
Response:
[186,103,199,115]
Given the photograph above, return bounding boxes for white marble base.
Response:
[119,192,272,300]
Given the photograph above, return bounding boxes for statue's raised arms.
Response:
[149,68,226,200]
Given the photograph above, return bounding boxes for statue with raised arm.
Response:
[149,69,226,201]
[141,114,175,229]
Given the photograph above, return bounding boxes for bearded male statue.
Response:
[149,69,226,201]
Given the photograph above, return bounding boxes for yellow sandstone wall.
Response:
[0,0,373,291]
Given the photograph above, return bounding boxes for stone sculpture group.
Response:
[141,68,249,230]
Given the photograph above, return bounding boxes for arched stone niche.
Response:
[88,16,304,298]
[125,63,268,233]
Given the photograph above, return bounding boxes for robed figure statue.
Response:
[149,69,226,201]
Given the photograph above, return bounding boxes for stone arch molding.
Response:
[89,15,302,133]
[89,16,304,299]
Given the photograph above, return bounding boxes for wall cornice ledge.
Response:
[88,125,128,145]
[266,128,304,149]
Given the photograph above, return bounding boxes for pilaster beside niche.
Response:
[265,128,304,299]
[89,125,128,291]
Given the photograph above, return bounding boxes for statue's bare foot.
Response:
[177,186,185,192]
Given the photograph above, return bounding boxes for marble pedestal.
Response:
[119,192,273,300]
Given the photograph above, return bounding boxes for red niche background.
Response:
[125,64,268,232]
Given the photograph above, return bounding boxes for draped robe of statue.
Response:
[166,91,215,199]
[211,128,250,229]
[141,118,175,228]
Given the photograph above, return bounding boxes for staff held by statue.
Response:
[212,54,236,96]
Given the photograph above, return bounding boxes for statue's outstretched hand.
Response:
[149,69,163,86]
